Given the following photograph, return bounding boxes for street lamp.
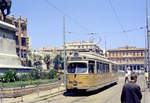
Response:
[146,0,150,88]
[63,16,67,89]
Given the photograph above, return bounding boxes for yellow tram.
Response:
[66,52,118,92]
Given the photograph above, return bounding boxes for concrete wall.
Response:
[0,82,61,98]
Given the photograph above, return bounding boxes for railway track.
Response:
[27,90,66,103]
[26,76,146,103]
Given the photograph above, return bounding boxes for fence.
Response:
[0,80,64,103]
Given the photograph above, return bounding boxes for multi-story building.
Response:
[106,46,146,71]
[0,14,29,65]
[32,40,104,70]
[41,40,104,57]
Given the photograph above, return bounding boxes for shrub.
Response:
[29,70,40,80]
[40,72,48,79]
[48,69,57,79]
[3,70,18,83]
[0,75,4,82]
[21,74,30,81]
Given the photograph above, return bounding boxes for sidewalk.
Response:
[2,84,65,103]
[136,75,150,103]
[144,88,150,103]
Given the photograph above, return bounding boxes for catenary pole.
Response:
[63,16,67,89]
[146,0,150,88]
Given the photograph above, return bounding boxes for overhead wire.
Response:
[44,0,91,32]
[108,0,130,46]
[67,26,146,36]
[108,0,124,32]
[43,0,146,47]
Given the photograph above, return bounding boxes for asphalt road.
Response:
[34,76,146,103]
[3,75,149,103]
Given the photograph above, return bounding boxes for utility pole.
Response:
[63,16,67,89]
[146,0,150,88]
[144,35,148,71]
[105,39,107,51]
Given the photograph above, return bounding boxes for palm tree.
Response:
[26,50,33,67]
[33,54,43,70]
[44,54,51,70]
[53,55,64,70]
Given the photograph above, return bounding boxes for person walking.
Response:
[121,73,142,103]
[125,71,129,84]
[144,71,149,88]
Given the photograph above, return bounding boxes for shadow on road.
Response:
[63,82,117,97]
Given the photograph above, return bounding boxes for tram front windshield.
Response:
[67,63,87,73]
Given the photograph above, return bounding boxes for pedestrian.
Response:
[125,71,129,84]
[144,71,149,87]
[121,73,142,103]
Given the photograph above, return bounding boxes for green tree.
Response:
[44,54,51,69]
[0,75,4,82]
[48,69,57,79]
[53,55,64,70]
[26,50,33,67]
[29,70,40,80]
[21,74,30,81]
[33,54,43,70]
[3,70,18,83]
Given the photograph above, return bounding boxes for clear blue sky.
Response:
[11,0,149,50]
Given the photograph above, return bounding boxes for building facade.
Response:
[106,46,146,71]
[41,40,104,57]
[0,14,29,65]
[32,40,104,70]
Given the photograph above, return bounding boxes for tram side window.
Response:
[102,63,105,73]
[103,63,109,73]
[97,62,101,74]
[106,64,109,73]
[114,64,118,72]
[100,63,103,74]
[88,61,95,73]
[112,64,118,73]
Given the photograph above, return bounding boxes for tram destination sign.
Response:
[70,57,82,61]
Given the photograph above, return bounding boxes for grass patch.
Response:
[0,78,58,88]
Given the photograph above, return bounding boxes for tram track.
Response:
[28,90,65,103]
[28,77,125,103]
[45,81,122,103]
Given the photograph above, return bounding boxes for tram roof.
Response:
[78,52,116,64]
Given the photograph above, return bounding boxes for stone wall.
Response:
[0,82,61,98]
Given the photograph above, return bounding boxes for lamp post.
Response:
[146,0,150,88]
[63,16,67,89]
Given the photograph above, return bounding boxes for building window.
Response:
[123,52,125,56]
[137,52,139,56]
[133,52,135,56]
[141,52,143,56]
[22,38,26,46]
[130,58,132,62]
[109,53,111,57]
[70,52,72,55]
[115,52,117,57]
[86,45,88,49]
[16,48,20,57]
[112,53,114,57]
[15,36,19,45]
[78,45,80,48]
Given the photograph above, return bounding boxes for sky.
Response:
[11,0,149,50]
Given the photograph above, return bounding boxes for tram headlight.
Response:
[73,80,78,86]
